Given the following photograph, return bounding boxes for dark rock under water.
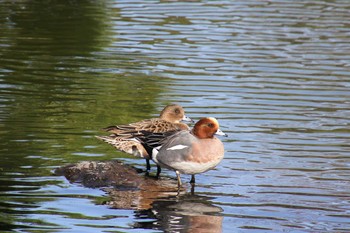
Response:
[54,160,184,209]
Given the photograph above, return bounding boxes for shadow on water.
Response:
[0,0,165,166]
[0,1,168,231]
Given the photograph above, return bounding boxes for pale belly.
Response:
[169,159,222,175]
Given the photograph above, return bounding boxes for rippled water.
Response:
[1,0,350,232]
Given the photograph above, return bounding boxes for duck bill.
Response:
[215,128,228,137]
[182,115,194,123]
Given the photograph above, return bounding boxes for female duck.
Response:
[96,104,192,176]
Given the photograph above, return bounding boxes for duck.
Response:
[95,104,193,176]
[138,117,227,188]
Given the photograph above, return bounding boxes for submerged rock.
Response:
[54,160,144,188]
[54,160,182,209]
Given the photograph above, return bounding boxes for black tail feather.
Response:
[136,130,179,157]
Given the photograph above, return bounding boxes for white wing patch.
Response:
[166,145,188,151]
[152,148,159,157]
[152,146,161,164]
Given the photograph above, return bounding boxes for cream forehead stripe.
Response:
[208,117,219,126]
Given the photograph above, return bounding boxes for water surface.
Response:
[1,0,350,232]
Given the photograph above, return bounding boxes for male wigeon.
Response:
[95,104,193,176]
[138,117,227,187]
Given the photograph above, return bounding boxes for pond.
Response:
[1,0,350,232]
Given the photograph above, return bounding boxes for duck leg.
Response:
[190,182,195,195]
[156,165,161,178]
[176,170,182,187]
[145,159,151,175]
[190,175,195,184]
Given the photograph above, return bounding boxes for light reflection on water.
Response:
[1,0,350,232]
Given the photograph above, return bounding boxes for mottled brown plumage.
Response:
[96,104,192,176]
[103,104,191,135]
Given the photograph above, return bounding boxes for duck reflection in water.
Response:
[134,194,223,233]
[55,160,223,232]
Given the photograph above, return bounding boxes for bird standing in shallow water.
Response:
[95,104,193,176]
[138,117,227,188]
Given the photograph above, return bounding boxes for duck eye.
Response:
[174,108,180,114]
[208,123,214,127]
